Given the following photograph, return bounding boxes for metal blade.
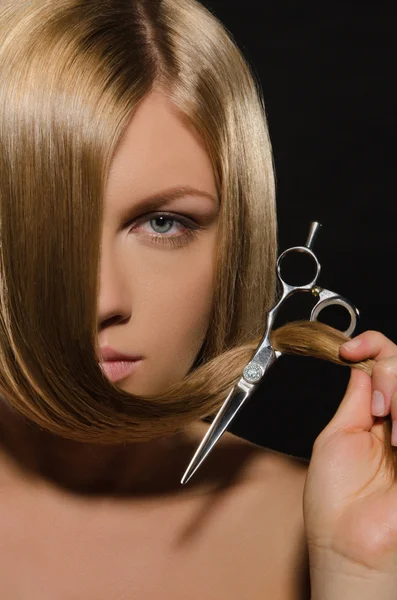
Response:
[180,383,250,485]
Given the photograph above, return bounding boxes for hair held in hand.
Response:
[0,0,395,477]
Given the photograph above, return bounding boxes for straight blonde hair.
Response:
[0,0,395,476]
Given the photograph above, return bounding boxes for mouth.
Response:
[99,359,142,382]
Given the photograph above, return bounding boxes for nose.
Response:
[97,243,132,330]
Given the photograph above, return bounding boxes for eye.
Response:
[138,215,186,236]
[128,211,203,248]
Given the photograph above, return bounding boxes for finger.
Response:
[369,418,388,445]
[339,330,397,362]
[321,367,374,438]
[371,357,397,418]
[392,391,397,446]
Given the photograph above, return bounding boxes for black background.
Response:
[201,1,396,459]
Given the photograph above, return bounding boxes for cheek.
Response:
[125,238,216,393]
[161,261,214,369]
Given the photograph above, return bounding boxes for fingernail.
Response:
[341,338,362,351]
[372,390,385,416]
[392,421,397,447]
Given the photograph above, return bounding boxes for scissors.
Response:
[180,221,360,485]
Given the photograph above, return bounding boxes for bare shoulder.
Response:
[195,421,311,600]
[233,433,311,599]
[244,438,309,499]
[193,418,309,491]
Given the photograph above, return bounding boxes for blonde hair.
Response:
[0,0,395,475]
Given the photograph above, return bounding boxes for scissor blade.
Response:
[180,384,250,485]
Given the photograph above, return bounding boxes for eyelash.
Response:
[128,211,203,248]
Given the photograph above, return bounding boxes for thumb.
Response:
[322,367,375,438]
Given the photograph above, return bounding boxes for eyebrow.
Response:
[118,185,219,224]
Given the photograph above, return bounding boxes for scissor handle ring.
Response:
[311,296,359,338]
[277,245,321,290]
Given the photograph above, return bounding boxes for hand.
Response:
[303,330,397,583]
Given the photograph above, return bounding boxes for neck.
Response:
[0,401,205,497]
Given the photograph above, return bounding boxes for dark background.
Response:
[202,1,396,460]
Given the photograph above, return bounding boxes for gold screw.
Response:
[311,286,321,297]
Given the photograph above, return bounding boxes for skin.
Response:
[0,88,221,493]
[98,89,220,395]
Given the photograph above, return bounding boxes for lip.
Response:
[100,359,141,382]
[98,345,142,362]
[98,346,143,382]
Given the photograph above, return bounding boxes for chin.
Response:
[119,369,184,398]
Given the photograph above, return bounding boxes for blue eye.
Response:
[128,212,203,248]
[148,216,177,235]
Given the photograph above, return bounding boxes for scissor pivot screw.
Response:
[311,286,321,297]
[243,361,263,384]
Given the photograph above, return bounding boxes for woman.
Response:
[1,0,397,597]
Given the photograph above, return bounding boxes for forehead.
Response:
[105,90,217,203]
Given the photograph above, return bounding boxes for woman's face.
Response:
[97,90,219,395]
